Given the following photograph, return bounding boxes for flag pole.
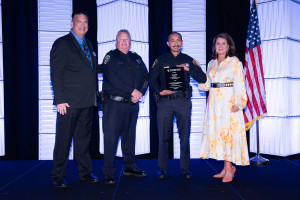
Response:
[249,120,269,165]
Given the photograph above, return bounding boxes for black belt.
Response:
[160,91,190,99]
[106,94,132,104]
[211,82,233,88]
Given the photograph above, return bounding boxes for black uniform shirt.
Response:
[149,52,207,95]
[102,49,149,98]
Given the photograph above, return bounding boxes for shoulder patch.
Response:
[152,59,158,68]
[104,55,110,64]
[192,59,199,66]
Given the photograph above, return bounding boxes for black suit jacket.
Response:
[50,32,100,108]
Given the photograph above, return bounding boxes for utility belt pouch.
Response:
[155,94,160,103]
[187,86,192,98]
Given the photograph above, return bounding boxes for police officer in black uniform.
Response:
[101,29,148,184]
[149,32,207,179]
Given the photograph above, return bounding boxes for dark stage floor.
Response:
[0,158,299,200]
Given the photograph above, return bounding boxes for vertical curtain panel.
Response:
[38,0,74,160]
[172,0,206,158]
[97,0,150,156]
[250,0,300,156]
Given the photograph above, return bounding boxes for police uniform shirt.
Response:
[149,52,206,95]
[102,49,149,97]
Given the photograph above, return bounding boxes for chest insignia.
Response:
[136,59,141,64]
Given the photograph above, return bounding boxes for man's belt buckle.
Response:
[108,94,132,104]
[167,91,188,99]
[114,96,124,101]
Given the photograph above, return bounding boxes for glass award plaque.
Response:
[164,66,185,91]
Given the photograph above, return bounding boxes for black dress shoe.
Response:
[181,170,192,179]
[80,173,99,184]
[104,177,116,185]
[53,178,68,188]
[157,169,167,179]
[123,168,147,177]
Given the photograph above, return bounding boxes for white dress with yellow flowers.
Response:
[199,56,249,166]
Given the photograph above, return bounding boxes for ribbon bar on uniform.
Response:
[211,82,233,88]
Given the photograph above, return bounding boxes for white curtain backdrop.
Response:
[97,0,150,156]
[250,0,300,156]
[38,0,74,160]
[0,2,5,156]
[172,0,207,158]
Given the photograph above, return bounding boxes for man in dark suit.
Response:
[50,10,100,188]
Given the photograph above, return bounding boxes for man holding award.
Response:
[149,32,206,179]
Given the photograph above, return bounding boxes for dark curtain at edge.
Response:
[147,0,172,158]
[1,0,38,160]
[206,0,250,65]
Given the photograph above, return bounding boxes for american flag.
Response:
[244,0,267,130]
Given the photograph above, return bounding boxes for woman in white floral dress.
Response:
[199,33,249,183]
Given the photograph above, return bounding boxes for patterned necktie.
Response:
[82,40,93,68]
[82,40,90,58]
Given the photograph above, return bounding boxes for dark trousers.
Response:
[157,98,192,171]
[102,100,139,178]
[51,106,93,180]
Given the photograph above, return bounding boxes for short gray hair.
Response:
[116,29,131,41]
